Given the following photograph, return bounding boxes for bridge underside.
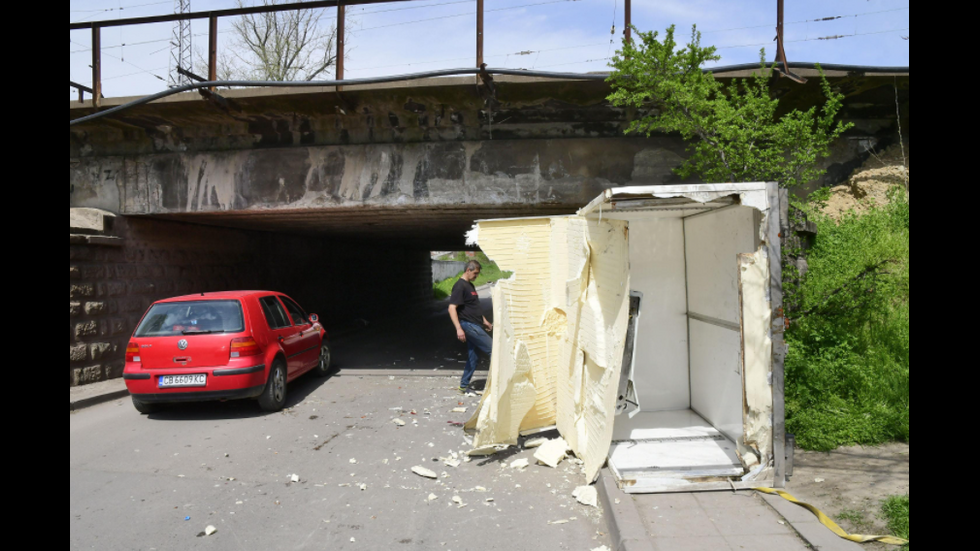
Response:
[155,204,577,250]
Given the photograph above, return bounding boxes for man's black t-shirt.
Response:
[449,279,484,326]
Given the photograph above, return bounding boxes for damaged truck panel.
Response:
[467,183,785,493]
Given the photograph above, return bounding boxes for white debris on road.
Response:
[534,438,569,468]
[290,474,300,483]
[393,419,406,426]
[412,466,438,479]
[467,445,508,457]
[510,458,529,470]
[204,526,217,537]
[572,486,599,508]
[524,437,548,449]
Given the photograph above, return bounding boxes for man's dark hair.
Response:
[465,260,483,273]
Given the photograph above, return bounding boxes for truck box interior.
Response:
[465,183,786,494]
[595,193,775,493]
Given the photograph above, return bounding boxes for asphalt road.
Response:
[71,293,611,551]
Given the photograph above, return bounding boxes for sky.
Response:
[70,0,909,100]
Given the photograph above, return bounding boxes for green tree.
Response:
[607,25,852,188]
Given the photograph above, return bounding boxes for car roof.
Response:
[156,291,282,303]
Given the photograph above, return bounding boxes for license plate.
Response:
[159,374,207,388]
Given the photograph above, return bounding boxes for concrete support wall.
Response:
[432,260,466,283]
[69,215,430,387]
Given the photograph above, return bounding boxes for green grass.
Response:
[836,508,870,528]
[433,252,513,300]
[882,496,909,548]
[785,188,909,451]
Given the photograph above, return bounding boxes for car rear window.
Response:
[135,300,245,337]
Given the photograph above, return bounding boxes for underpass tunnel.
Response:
[70,206,556,387]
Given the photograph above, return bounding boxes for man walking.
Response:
[448,260,493,394]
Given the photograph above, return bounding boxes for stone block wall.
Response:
[69,215,431,387]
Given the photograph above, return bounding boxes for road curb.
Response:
[598,469,656,551]
[335,369,476,378]
[70,389,130,412]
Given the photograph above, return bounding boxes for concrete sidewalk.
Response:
[598,471,863,551]
[70,378,128,412]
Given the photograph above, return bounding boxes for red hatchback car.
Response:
[123,292,330,414]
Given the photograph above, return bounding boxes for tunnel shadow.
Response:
[144,367,339,422]
[331,293,495,373]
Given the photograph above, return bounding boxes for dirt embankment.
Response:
[823,144,909,220]
[787,443,909,551]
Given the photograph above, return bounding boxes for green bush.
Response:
[882,495,909,548]
[785,189,909,451]
[433,252,513,300]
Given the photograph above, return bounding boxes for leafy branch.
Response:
[787,259,898,324]
[606,25,853,189]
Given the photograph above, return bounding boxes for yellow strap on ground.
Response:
[756,488,909,546]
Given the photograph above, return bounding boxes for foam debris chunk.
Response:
[524,438,548,449]
[572,486,598,508]
[204,526,217,537]
[510,458,529,470]
[534,438,568,468]
[393,419,406,426]
[412,466,438,479]
[467,445,508,457]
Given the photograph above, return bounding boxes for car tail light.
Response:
[230,337,262,358]
[126,342,141,363]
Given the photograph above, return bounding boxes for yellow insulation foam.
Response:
[468,216,631,484]
[738,250,774,466]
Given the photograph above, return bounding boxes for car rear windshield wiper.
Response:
[182,330,221,335]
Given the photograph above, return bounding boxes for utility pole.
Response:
[169,0,193,87]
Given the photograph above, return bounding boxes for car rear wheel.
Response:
[132,396,160,415]
[258,361,287,412]
[315,343,332,377]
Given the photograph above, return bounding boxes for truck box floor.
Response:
[608,410,745,492]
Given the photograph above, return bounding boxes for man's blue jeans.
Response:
[460,321,493,389]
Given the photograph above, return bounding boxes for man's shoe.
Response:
[458,386,468,395]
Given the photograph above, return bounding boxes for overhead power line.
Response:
[347,41,608,72]
[70,1,173,24]
[70,38,168,83]
[358,0,587,32]
[716,27,911,51]
[702,6,910,34]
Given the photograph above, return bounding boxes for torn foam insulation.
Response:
[737,250,775,469]
[467,216,631,484]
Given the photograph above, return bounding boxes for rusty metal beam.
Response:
[177,66,208,83]
[775,0,807,84]
[477,0,484,68]
[337,3,345,89]
[624,0,631,45]
[208,14,218,92]
[92,27,102,108]
[69,0,415,31]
